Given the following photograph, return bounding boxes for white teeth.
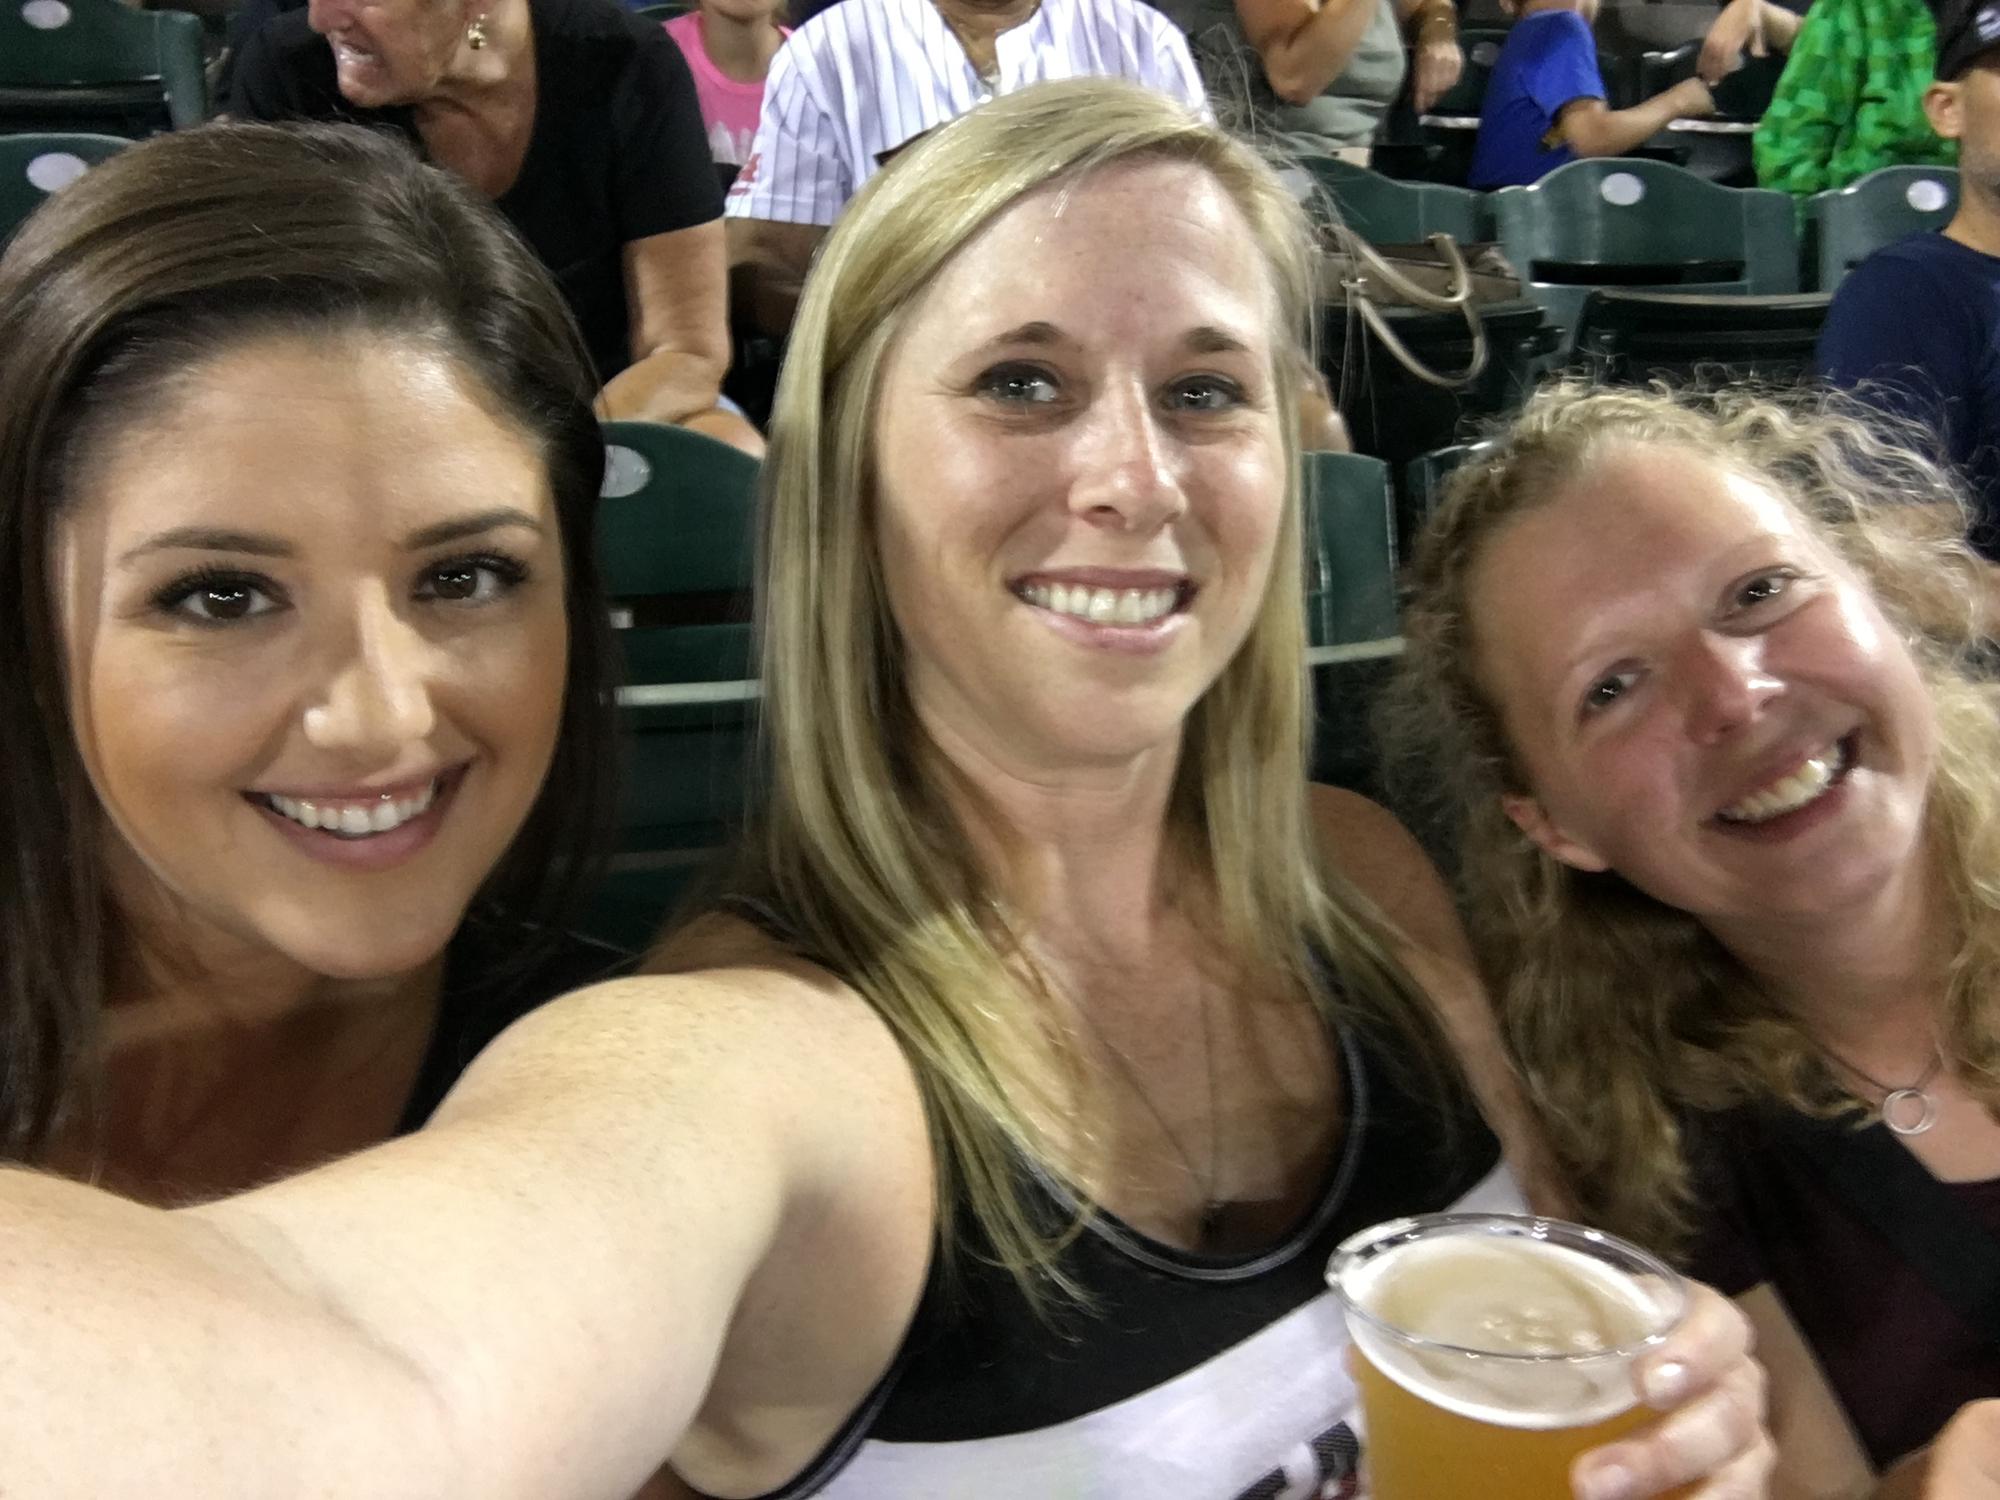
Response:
[1718,742,1847,825]
[1016,582,1181,626]
[263,779,440,839]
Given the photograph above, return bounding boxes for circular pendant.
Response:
[1881,1087,1939,1136]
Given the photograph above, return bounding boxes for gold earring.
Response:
[465,11,489,48]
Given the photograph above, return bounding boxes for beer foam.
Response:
[1345,1236,1673,1430]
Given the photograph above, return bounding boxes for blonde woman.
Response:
[1391,383,2000,1496]
[0,87,1767,1499]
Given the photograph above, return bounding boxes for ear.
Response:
[1499,793,1611,872]
[1926,80,1964,141]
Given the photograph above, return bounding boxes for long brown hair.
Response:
[1386,382,2000,1255]
[0,121,617,1161]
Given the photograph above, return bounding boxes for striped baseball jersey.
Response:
[724,0,1208,226]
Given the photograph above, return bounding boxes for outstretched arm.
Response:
[0,967,929,1500]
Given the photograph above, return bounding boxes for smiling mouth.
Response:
[1714,736,1853,825]
[246,770,456,840]
[1012,580,1194,626]
[330,38,381,67]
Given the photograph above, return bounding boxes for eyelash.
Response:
[1576,570,1805,717]
[150,553,532,626]
[973,363,1250,413]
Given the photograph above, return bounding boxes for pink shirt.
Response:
[663,11,788,167]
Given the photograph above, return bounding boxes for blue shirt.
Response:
[1817,231,2000,558]
[1469,10,1604,189]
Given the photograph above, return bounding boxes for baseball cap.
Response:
[1935,0,2000,79]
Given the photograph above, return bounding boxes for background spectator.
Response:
[1754,0,1955,196]
[1468,0,1713,187]
[1699,0,1802,84]
[232,0,764,454]
[1817,0,2000,560]
[1154,0,1465,163]
[664,0,790,191]
[723,0,1206,336]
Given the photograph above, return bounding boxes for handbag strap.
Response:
[1764,1109,2000,1345]
[1330,229,1490,389]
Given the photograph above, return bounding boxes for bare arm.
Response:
[1394,0,1465,114]
[0,968,930,1500]
[600,221,733,424]
[1700,0,1802,82]
[1557,79,1717,158]
[1237,0,1385,107]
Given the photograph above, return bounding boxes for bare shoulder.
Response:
[1306,783,1472,966]
[436,917,927,1171]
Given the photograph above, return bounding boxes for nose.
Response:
[302,581,438,759]
[1678,631,1782,744]
[1067,380,1186,534]
[305,0,349,34]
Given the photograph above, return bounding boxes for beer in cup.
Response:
[1328,1213,1689,1500]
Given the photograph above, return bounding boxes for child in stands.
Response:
[665,0,790,191]
[1469,0,1715,188]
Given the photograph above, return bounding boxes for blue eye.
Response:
[153,569,281,625]
[1165,375,1246,412]
[978,365,1061,405]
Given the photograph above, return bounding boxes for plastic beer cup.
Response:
[1328,1213,1690,1500]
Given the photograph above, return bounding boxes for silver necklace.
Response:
[1816,1041,1947,1136]
[1067,971,1229,1247]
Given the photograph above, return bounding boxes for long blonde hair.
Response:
[1387,382,2000,1256]
[725,79,1458,1294]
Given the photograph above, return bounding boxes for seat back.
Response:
[1302,155,1493,242]
[1400,439,1494,544]
[1806,165,1960,290]
[0,129,121,243]
[595,422,763,930]
[1570,288,1832,384]
[0,0,207,134]
[1491,156,1798,337]
[1301,451,1398,657]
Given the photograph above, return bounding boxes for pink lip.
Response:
[1024,604,1190,655]
[244,769,465,873]
[1708,774,1851,844]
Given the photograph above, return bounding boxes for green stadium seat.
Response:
[1805,165,1959,291]
[1301,451,1400,796]
[1301,155,1493,243]
[589,420,763,948]
[0,129,121,243]
[1489,157,1798,343]
[1401,439,1493,546]
[1302,451,1399,658]
[0,0,207,137]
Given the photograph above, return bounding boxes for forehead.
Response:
[896,157,1280,354]
[66,330,551,542]
[1470,442,1816,694]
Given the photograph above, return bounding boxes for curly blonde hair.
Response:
[1385,381,2000,1257]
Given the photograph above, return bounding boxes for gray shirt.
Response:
[1155,0,1407,151]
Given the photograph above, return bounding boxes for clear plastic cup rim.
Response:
[1326,1211,1688,1366]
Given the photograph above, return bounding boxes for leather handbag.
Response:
[1321,228,1526,389]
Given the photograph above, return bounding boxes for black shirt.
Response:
[230,0,723,381]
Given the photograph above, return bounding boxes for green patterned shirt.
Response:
[1753,0,1957,197]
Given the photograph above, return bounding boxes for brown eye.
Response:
[428,565,481,601]
[416,554,529,605]
[152,570,281,626]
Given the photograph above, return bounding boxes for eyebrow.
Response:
[973,322,1258,357]
[119,508,546,567]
